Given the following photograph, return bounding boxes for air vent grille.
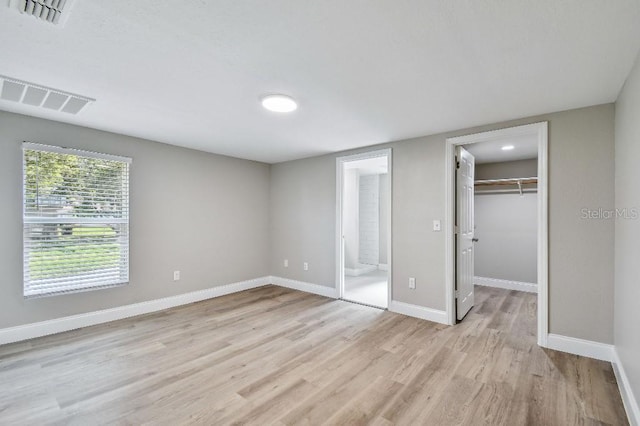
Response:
[8,0,76,26]
[0,75,95,115]
[23,0,65,24]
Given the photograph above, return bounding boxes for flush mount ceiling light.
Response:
[261,94,297,113]
[501,145,515,151]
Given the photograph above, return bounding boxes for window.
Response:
[23,143,131,298]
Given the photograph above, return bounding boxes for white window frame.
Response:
[22,142,131,298]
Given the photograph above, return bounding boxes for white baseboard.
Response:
[474,276,537,293]
[388,300,448,325]
[344,264,378,277]
[0,276,271,346]
[272,277,451,327]
[378,263,389,271]
[270,276,339,299]
[1,275,444,346]
[546,333,613,362]
[612,348,640,426]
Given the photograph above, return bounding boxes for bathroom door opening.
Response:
[336,149,392,309]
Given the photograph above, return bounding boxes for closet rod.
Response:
[476,188,537,195]
[474,177,538,187]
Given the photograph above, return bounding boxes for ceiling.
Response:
[0,1,639,164]
[465,133,538,164]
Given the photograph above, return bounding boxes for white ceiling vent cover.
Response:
[0,75,95,115]
[8,0,77,26]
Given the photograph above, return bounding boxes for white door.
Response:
[456,146,475,320]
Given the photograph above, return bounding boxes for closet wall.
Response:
[474,159,538,284]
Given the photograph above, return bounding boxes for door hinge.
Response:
[456,161,460,169]
[454,225,459,234]
[455,290,460,298]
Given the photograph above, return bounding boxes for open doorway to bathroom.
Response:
[336,149,391,309]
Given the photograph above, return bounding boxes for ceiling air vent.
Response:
[8,0,77,26]
[0,75,95,115]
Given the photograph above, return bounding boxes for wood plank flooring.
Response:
[0,285,628,425]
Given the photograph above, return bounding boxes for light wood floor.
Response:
[0,285,627,425]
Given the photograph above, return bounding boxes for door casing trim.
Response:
[444,122,548,347]
[336,148,392,309]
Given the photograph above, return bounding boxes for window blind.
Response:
[23,143,131,298]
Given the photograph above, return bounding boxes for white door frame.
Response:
[444,122,549,347]
[336,148,392,308]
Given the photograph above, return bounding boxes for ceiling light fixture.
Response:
[261,94,297,113]
[501,145,515,151]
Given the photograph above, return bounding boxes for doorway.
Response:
[445,122,549,346]
[336,149,392,309]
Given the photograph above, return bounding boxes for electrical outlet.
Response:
[303,262,309,271]
[284,259,288,268]
[409,277,416,289]
[173,270,180,281]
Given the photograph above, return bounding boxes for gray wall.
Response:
[0,111,270,329]
[269,103,615,343]
[270,155,337,285]
[615,51,640,411]
[475,160,537,283]
[270,136,447,307]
